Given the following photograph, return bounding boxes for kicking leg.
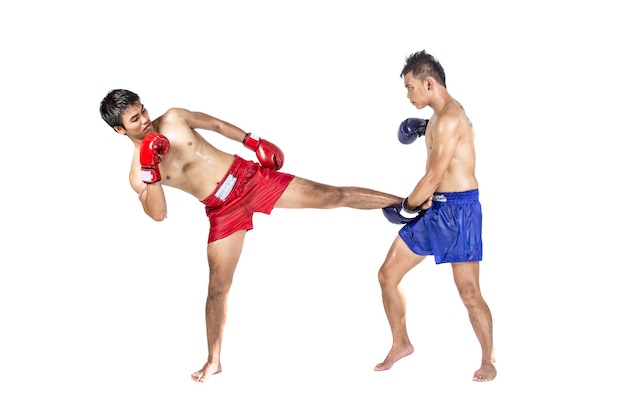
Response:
[451,262,497,382]
[274,177,402,209]
[191,230,246,382]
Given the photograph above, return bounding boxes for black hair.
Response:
[99,89,141,129]
[400,50,446,88]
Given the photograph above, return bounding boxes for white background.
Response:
[1,1,624,415]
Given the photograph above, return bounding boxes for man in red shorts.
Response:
[99,89,404,382]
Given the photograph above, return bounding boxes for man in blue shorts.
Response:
[376,50,496,381]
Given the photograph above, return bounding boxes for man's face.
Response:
[403,73,428,110]
[115,102,153,139]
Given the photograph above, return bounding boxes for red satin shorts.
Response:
[201,155,294,242]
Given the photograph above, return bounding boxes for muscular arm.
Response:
[405,113,461,210]
[131,169,168,221]
[173,108,249,143]
[175,107,284,170]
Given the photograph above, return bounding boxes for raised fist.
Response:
[397,118,428,145]
[140,133,170,183]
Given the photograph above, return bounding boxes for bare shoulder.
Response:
[432,110,459,136]
[159,107,191,124]
[154,108,195,140]
[451,99,472,126]
[436,102,471,132]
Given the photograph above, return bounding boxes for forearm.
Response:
[188,111,247,143]
[136,132,170,220]
[140,183,168,221]
[406,174,440,210]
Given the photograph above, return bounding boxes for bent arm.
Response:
[173,108,248,143]
[131,170,168,221]
[406,115,461,210]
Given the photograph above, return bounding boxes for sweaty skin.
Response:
[374,70,496,382]
[112,102,403,382]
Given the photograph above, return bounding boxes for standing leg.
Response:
[191,230,246,382]
[451,262,497,381]
[374,236,425,371]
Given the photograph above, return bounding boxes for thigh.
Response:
[206,230,247,288]
[274,176,339,209]
[380,235,426,283]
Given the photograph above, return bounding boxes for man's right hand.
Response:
[243,133,284,170]
[140,133,170,183]
[382,198,426,224]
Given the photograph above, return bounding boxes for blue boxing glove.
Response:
[398,118,429,144]
[383,198,426,224]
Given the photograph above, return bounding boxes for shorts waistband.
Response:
[201,155,250,205]
[432,189,479,203]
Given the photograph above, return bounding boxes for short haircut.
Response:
[400,50,446,88]
[100,89,141,129]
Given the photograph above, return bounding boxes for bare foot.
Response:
[191,361,222,383]
[374,344,414,371]
[473,360,497,382]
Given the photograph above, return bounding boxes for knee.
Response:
[207,275,233,298]
[320,186,344,208]
[378,266,395,288]
[458,285,482,309]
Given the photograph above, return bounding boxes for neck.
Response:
[430,90,453,114]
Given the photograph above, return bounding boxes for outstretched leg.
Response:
[374,236,425,371]
[191,230,246,382]
[274,177,403,209]
[451,262,497,382]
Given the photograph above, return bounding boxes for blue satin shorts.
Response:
[398,189,482,264]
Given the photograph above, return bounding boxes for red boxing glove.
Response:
[243,133,284,170]
[140,133,171,183]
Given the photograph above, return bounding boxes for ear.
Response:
[424,77,434,91]
[113,125,126,135]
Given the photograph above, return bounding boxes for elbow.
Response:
[152,213,167,222]
[145,207,168,222]
[425,177,442,194]
[424,175,442,193]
